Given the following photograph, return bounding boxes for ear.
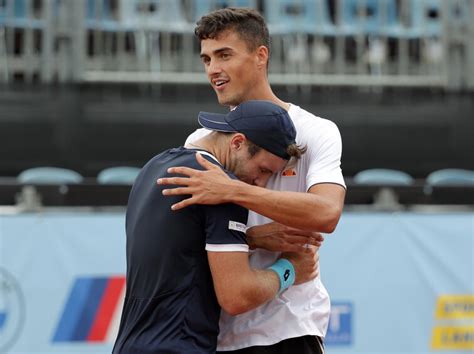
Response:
[256,45,269,69]
[230,133,247,151]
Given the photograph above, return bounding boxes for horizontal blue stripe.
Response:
[0,312,7,330]
[72,277,108,341]
[53,278,96,342]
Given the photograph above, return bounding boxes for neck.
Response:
[239,82,290,111]
[186,132,229,167]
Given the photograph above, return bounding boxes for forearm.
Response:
[233,269,280,314]
[228,180,342,232]
[209,249,317,314]
[216,267,279,315]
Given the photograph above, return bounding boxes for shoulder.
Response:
[144,147,220,171]
[288,104,342,145]
[203,202,249,246]
[289,104,339,131]
[185,128,211,145]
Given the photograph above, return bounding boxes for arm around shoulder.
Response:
[231,182,345,232]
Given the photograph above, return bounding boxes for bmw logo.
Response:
[0,267,25,352]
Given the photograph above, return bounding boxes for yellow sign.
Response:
[431,326,474,350]
[435,295,474,320]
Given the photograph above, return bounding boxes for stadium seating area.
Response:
[0,1,473,209]
[0,0,473,88]
[0,166,472,209]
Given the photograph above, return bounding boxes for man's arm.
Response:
[246,222,324,252]
[207,248,319,315]
[158,153,345,232]
[229,181,345,233]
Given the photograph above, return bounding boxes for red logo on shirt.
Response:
[282,168,296,176]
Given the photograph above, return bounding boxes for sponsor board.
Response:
[326,301,353,346]
[0,267,25,352]
[53,276,125,343]
[432,295,474,350]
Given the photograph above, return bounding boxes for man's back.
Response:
[113,147,248,354]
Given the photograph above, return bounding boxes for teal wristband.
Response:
[268,258,295,294]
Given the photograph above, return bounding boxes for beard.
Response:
[229,153,253,185]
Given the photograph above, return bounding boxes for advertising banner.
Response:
[0,211,472,353]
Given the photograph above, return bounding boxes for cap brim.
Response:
[198,112,236,132]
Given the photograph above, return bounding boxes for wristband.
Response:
[268,258,295,294]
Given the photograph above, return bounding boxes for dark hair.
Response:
[286,143,307,160]
[247,141,307,160]
[195,7,270,55]
[246,140,261,157]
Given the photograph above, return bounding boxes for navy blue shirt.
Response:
[113,147,248,354]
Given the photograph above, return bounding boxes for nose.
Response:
[207,59,222,77]
[253,176,269,188]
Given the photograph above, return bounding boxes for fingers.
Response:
[283,235,317,246]
[281,243,307,253]
[312,268,320,279]
[312,238,323,248]
[170,197,195,211]
[156,154,220,185]
[311,232,324,241]
[312,250,320,263]
[284,232,324,248]
[302,236,323,247]
[161,187,193,196]
[157,176,192,187]
[303,246,318,256]
[311,233,324,247]
[165,166,200,177]
[245,222,282,238]
[273,234,322,249]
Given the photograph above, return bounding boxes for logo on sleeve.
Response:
[284,269,291,281]
[228,221,247,233]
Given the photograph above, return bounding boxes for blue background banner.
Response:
[0,211,472,353]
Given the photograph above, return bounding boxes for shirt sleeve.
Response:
[204,203,249,253]
[305,120,346,190]
[185,128,211,145]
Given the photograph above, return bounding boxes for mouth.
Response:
[212,78,229,91]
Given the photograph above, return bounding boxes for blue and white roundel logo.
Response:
[0,268,25,352]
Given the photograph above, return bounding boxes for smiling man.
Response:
[157,7,346,354]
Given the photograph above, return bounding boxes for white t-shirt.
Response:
[185,104,345,350]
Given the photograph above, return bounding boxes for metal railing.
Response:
[0,0,473,89]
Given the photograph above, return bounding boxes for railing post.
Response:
[70,0,85,82]
[41,0,53,83]
[466,0,474,90]
[442,0,472,91]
